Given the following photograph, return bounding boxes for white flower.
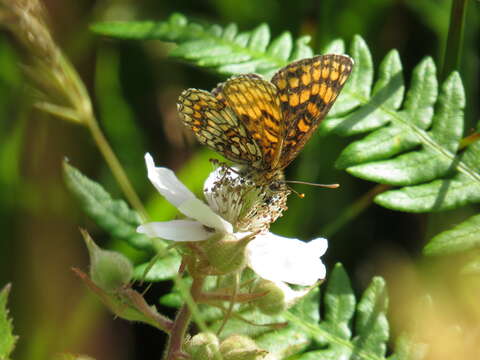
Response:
[137,153,328,286]
[246,234,327,286]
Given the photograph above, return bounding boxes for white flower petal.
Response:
[178,198,233,234]
[137,220,214,242]
[306,237,328,256]
[246,233,327,286]
[145,153,196,207]
[272,280,310,305]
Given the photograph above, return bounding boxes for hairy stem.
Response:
[165,276,205,360]
[216,272,239,336]
[165,305,192,360]
[121,288,174,333]
[196,289,268,303]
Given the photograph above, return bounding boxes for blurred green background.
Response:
[0,0,478,359]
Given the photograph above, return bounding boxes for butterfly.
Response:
[177,54,353,183]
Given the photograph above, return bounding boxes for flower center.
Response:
[204,165,291,232]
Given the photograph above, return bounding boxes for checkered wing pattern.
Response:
[218,75,284,170]
[271,55,353,169]
[177,89,263,167]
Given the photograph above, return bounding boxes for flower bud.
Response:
[204,233,248,274]
[220,335,269,360]
[186,332,220,360]
[82,230,133,292]
[220,335,257,353]
[252,280,287,315]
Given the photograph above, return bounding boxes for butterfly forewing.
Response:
[177,89,263,166]
[271,54,354,169]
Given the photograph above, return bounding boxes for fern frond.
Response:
[291,264,393,359]
[323,38,478,250]
[424,212,480,256]
[324,37,478,214]
[91,13,313,78]
[186,264,421,360]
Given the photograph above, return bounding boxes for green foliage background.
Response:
[0,0,478,359]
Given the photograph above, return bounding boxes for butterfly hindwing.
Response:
[177,88,263,167]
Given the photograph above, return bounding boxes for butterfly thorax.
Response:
[239,166,287,193]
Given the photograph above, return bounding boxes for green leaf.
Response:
[424,213,480,256]
[73,269,170,331]
[255,326,311,359]
[334,57,436,168]
[91,13,324,78]
[317,34,475,215]
[321,38,345,57]
[376,137,480,212]
[328,46,474,215]
[324,35,374,117]
[248,23,270,52]
[320,263,355,341]
[289,285,320,325]
[63,162,152,251]
[159,293,183,308]
[133,252,181,282]
[347,71,464,185]
[267,32,293,60]
[352,277,389,357]
[388,335,428,360]
[284,264,420,360]
[0,284,17,360]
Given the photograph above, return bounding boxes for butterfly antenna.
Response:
[285,180,340,189]
[282,184,305,198]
